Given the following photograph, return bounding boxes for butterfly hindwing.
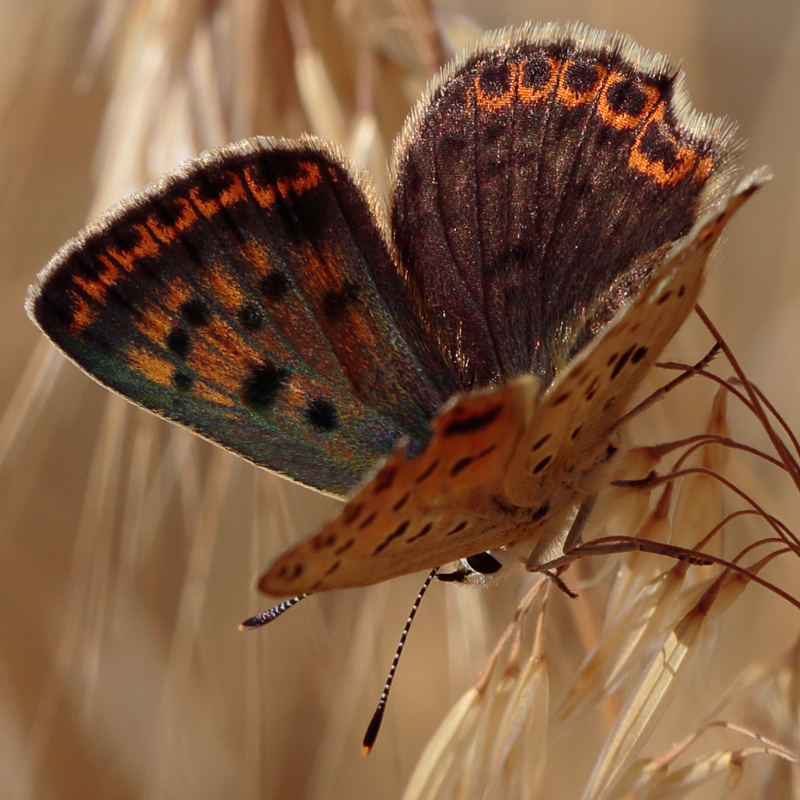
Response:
[28,138,457,495]
[391,24,734,388]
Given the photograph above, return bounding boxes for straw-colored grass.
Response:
[2,1,800,798]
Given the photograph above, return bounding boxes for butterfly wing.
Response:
[390,24,735,389]
[255,25,752,593]
[503,170,769,508]
[259,376,538,595]
[29,23,766,598]
[257,170,767,596]
[28,138,457,496]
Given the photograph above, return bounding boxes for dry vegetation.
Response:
[2,1,800,798]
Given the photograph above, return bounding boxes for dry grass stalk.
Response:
[2,1,800,798]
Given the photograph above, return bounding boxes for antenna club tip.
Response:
[362,707,383,754]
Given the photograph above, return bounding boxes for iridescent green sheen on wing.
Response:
[30,139,457,495]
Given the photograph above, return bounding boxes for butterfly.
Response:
[27,22,766,600]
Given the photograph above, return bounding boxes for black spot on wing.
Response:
[323,281,360,319]
[261,269,290,300]
[446,521,468,536]
[335,538,355,555]
[451,456,474,476]
[173,371,193,392]
[611,344,636,379]
[305,398,338,431]
[373,466,397,493]
[607,79,647,115]
[521,53,553,89]
[359,511,377,530]
[343,503,363,524]
[564,61,601,93]
[533,455,552,474]
[166,327,191,357]
[442,404,503,436]
[239,303,264,331]
[532,433,551,451]
[392,492,410,512]
[407,522,433,542]
[415,460,440,484]
[373,520,410,555]
[180,298,211,327]
[451,442,497,476]
[638,124,680,171]
[242,360,290,412]
[631,346,648,364]
[532,503,549,521]
[479,63,514,95]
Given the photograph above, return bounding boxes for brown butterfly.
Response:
[28,23,766,602]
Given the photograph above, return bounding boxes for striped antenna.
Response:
[362,569,438,755]
[239,594,309,630]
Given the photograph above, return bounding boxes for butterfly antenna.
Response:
[362,568,438,755]
[239,594,309,630]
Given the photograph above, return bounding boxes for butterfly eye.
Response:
[436,551,505,583]
[466,552,503,574]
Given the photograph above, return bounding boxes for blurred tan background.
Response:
[2,1,800,798]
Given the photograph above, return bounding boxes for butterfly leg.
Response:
[549,539,714,566]
[562,493,598,554]
[518,489,711,595]
[529,490,714,576]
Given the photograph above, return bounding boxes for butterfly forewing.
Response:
[29,139,456,496]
